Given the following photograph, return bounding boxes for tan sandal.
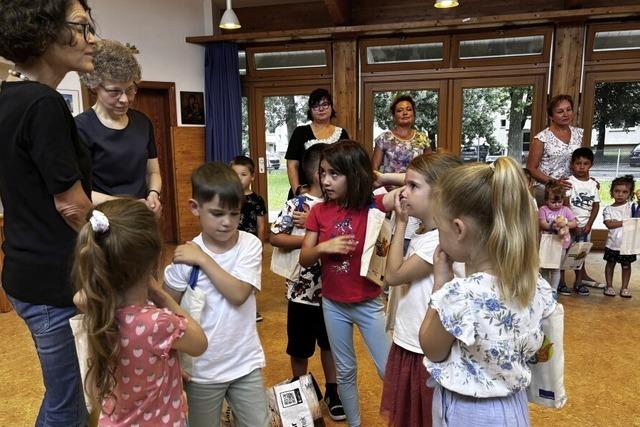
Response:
[620,289,632,298]
[604,287,616,297]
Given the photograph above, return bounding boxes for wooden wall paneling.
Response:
[171,127,205,243]
[232,2,333,32]
[332,39,358,140]
[324,0,351,26]
[551,22,585,107]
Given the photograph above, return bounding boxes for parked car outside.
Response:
[460,145,488,163]
[267,152,281,170]
[629,143,640,167]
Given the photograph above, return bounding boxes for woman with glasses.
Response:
[76,39,162,216]
[285,88,349,197]
[0,0,95,425]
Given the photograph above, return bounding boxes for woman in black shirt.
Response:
[76,39,162,216]
[285,88,349,197]
[0,1,95,424]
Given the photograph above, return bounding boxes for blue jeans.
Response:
[322,297,391,427]
[185,368,269,427]
[8,295,87,427]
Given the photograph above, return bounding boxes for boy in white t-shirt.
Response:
[563,147,602,296]
[164,162,269,427]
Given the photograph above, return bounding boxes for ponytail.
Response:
[433,157,538,307]
[488,157,538,306]
[72,199,162,409]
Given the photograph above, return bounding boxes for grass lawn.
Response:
[267,169,291,220]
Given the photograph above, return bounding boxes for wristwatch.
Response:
[147,189,161,199]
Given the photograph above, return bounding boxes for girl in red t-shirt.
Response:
[72,199,207,426]
[300,140,396,427]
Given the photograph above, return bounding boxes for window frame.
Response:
[586,22,640,62]
[359,35,450,73]
[245,42,332,78]
[452,27,553,68]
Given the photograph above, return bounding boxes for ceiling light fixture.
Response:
[434,0,459,8]
[219,0,241,30]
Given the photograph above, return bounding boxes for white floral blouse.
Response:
[534,126,583,188]
[423,272,556,398]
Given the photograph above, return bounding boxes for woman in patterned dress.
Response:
[372,95,432,174]
[526,94,583,206]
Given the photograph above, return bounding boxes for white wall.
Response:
[59,0,211,125]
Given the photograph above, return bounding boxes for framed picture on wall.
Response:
[57,89,81,116]
[180,91,205,125]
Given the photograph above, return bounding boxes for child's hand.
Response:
[393,189,408,223]
[320,235,357,255]
[292,210,308,228]
[148,276,169,307]
[373,170,385,188]
[173,242,206,266]
[433,245,454,291]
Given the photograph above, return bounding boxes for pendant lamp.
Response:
[219,0,241,30]
[434,0,459,8]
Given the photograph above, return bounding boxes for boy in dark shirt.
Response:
[231,156,267,321]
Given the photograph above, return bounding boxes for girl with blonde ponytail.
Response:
[72,198,207,426]
[418,157,556,426]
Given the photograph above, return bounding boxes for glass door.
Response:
[451,76,545,165]
[254,85,330,222]
[582,72,640,237]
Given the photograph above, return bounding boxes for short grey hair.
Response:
[80,39,141,89]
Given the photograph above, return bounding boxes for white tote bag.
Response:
[267,374,322,427]
[620,218,640,255]
[539,233,564,269]
[561,241,593,270]
[179,266,206,376]
[69,314,93,412]
[527,303,567,408]
[360,207,391,286]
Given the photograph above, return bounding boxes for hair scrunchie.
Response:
[89,210,110,234]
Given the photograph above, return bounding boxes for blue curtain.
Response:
[204,42,242,163]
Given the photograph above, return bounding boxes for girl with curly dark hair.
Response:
[0,1,96,425]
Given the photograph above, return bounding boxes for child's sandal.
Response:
[620,289,632,298]
[603,287,616,297]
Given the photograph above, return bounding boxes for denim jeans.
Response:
[185,368,269,427]
[8,295,87,427]
[322,296,391,427]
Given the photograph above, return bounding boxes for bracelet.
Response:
[147,189,161,199]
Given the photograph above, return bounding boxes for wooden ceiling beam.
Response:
[186,4,640,45]
[324,0,351,26]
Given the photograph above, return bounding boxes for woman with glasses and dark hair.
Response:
[0,0,95,424]
[76,39,162,216]
[285,88,349,197]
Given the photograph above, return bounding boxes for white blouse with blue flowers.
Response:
[423,272,556,398]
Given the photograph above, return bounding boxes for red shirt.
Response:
[306,195,384,303]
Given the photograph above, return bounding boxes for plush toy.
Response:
[554,215,569,237]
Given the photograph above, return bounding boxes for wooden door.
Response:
[135,82,178,243]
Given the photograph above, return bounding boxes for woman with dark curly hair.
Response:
[0,0,95,425]
[76,39,163,217]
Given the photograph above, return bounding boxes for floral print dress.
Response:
[374,130,431,174]
[534,126,583,189]
[423,272,556,398]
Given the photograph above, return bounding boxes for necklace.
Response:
[8,69,31,81]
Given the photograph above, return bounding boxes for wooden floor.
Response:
[1,245,639,426]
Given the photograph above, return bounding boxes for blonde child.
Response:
[300,140,395,427]
[164,162,270,427]
[379,153,463,427]
[419,157,556,426]
[538,182,577,295]
[603,175,636,298]
[72,199,207,426]
[270,143,345,420]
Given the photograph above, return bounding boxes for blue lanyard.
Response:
[188,266,200,290]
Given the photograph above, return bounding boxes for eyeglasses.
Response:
[311,102,331,111]
[65,21,97,43]
[99,83,138,99]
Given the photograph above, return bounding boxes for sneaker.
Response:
[256,311,263,322]
[574,285,590,296]
[324,394,346,421]
[557,284,572,296]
